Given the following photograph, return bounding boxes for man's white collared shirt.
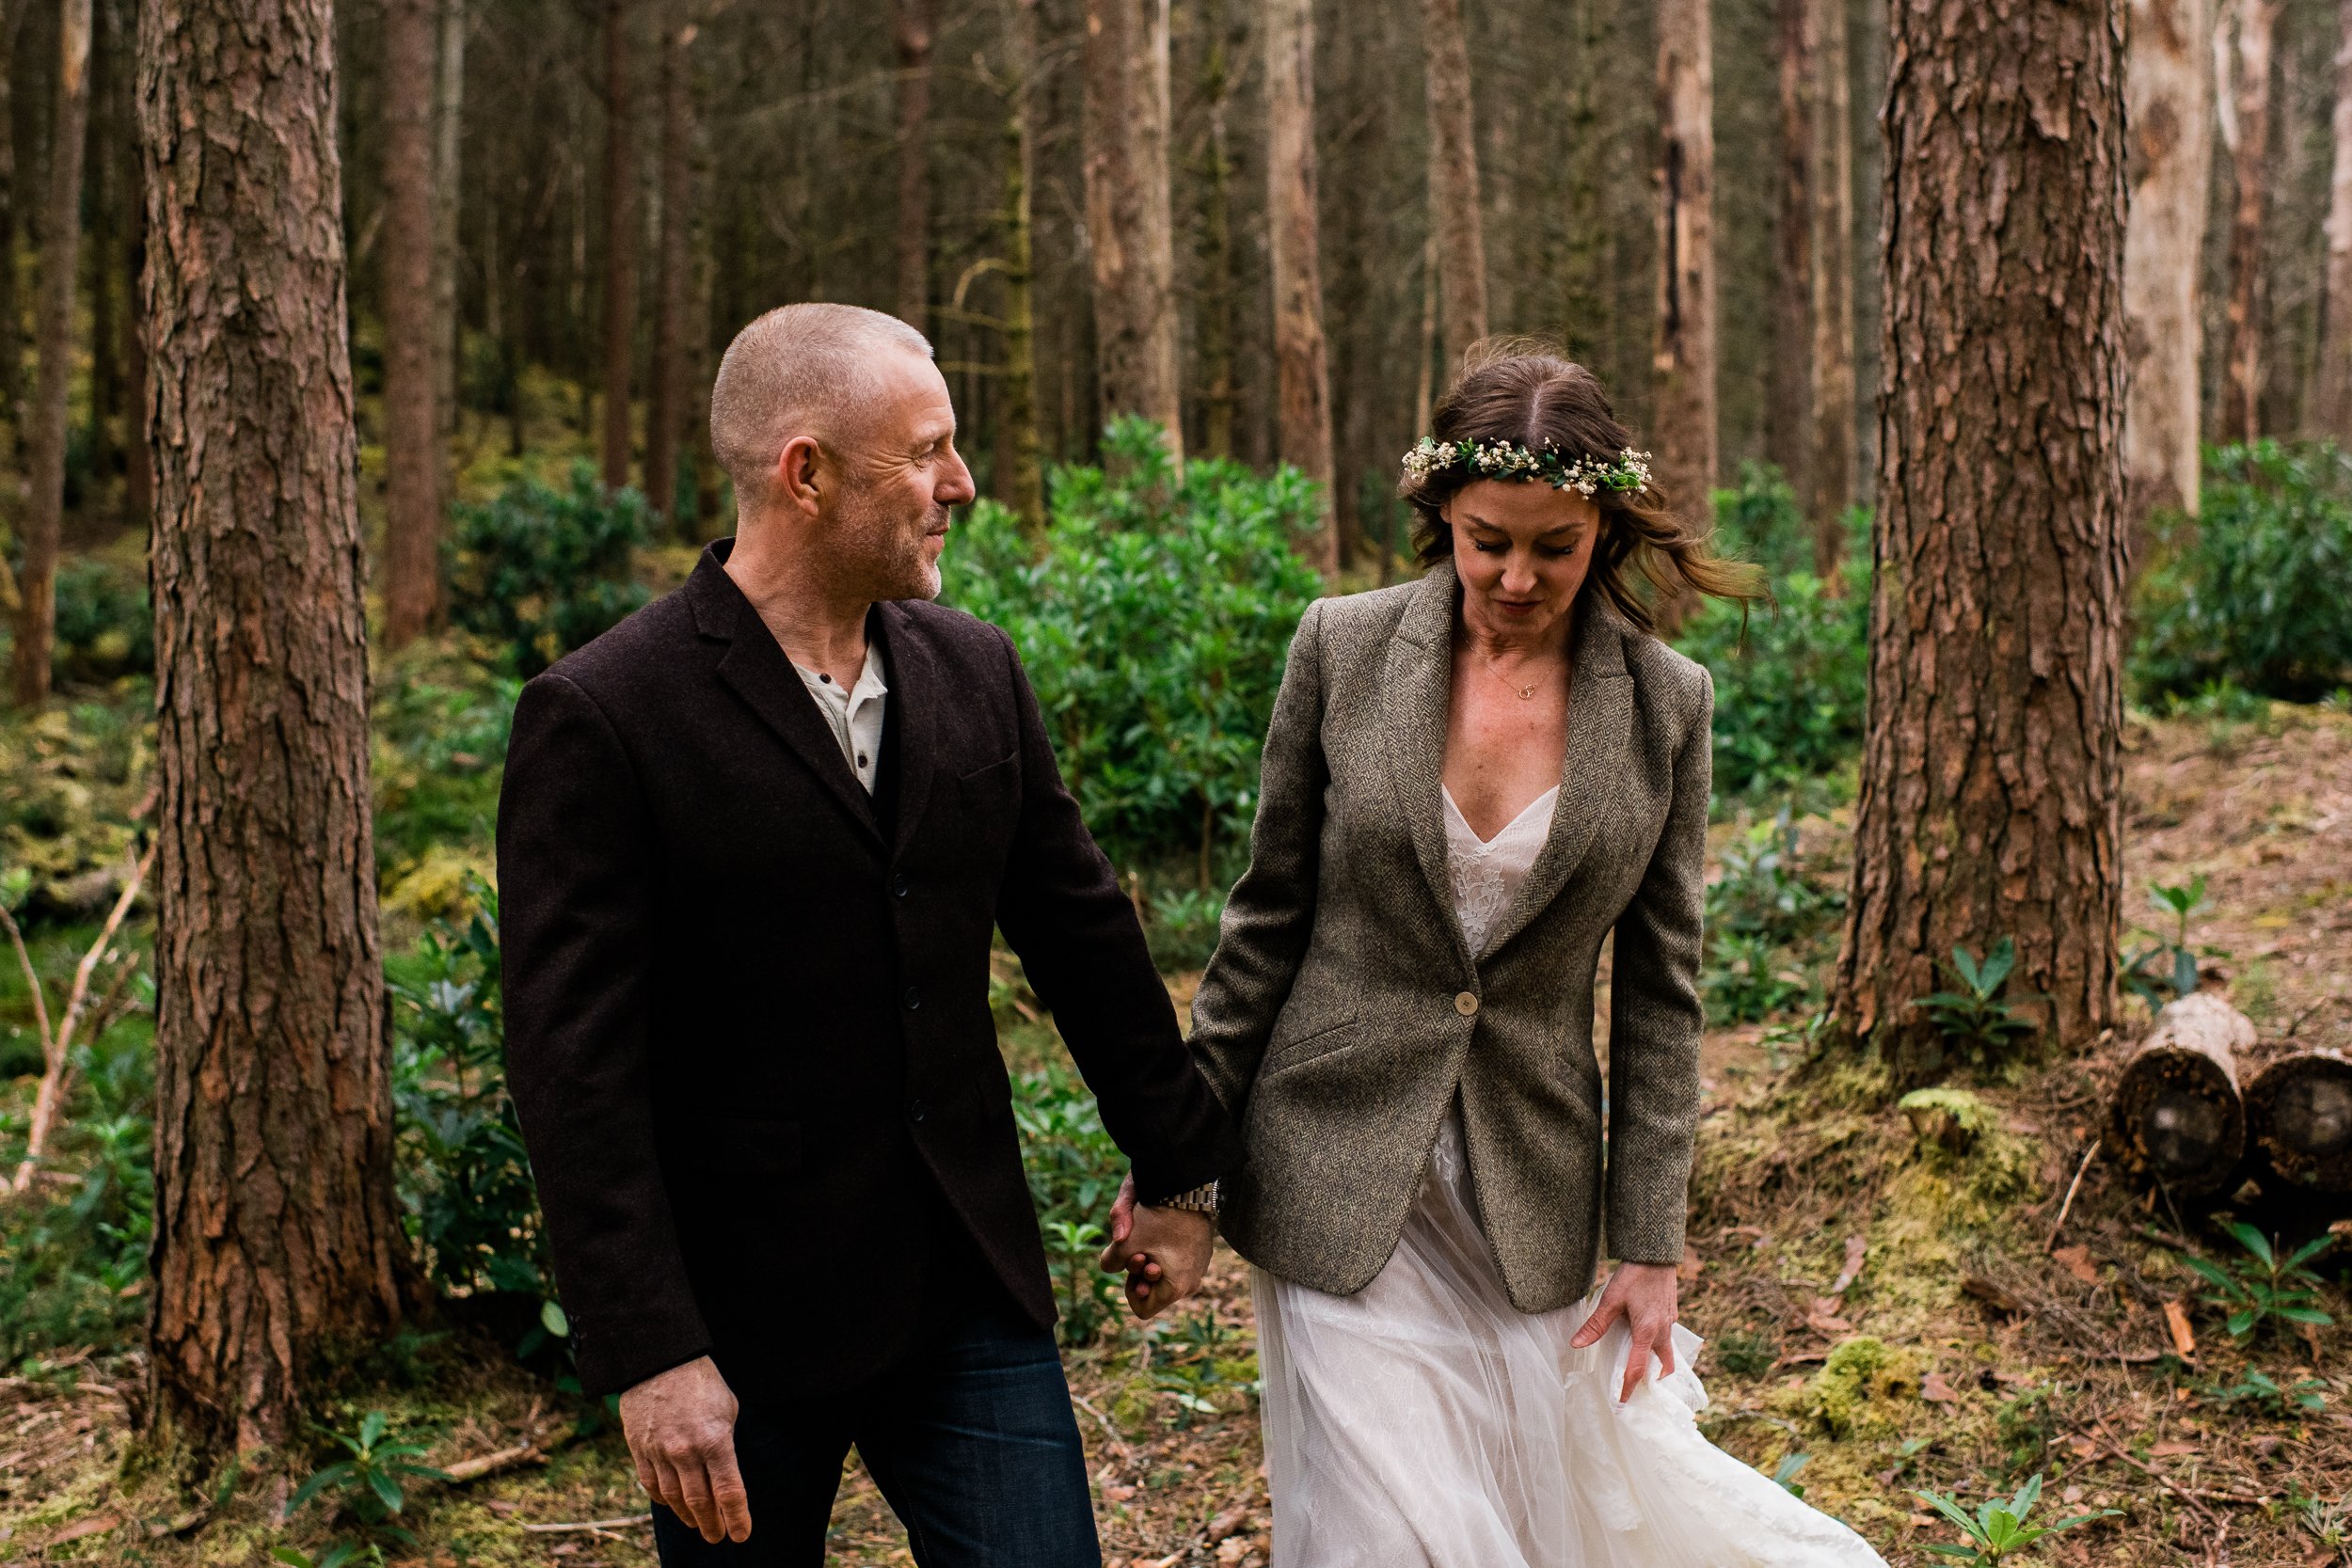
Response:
[791,640,888,795]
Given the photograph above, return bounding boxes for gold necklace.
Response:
[1481,647,1551,701]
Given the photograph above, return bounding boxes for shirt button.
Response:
[907,1098,928,1123]
[903,985,924,1011]
[857,753,869,768]
[1454,991,1480,1017]
[891,873,911,898]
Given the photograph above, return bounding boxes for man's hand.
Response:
[1568,1260,1681,1402]
[1099,1171,1215,1320]
[618,1354,752,1544]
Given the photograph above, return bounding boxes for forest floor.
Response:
[4,700,2349,1567]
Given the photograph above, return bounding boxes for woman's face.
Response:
[1443,479,1604,642]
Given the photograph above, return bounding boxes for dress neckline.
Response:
[1440,783,1561,849]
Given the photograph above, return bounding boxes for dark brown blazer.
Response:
[1189,561,1713,1310]
[496,542,1237,1398]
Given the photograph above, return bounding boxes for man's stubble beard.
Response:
[832,483,947,603]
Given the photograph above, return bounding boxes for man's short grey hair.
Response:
[709,303,934,507]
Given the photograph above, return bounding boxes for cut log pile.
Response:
[2106,992,2351,1212]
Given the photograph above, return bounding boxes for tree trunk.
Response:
[1195,0,1237,462]
[1264,0,1337,580]
[1807,0,1856,573]
[380,0,439,649]
[432,0,466,464]
[138,0,412,1454]
[2107,992,2251,1199]
[1082,0,1183,464]
[0,0,19,428]
[999,0,1046,532]
[1828,0,2130,1081]
[646,3,696,532]
[85,0,114,495]
[892,0,931,329]
[600,0,638,489]
[10,0,92,708]
[1652,0,1717,628]
[1768,0,1814,502]
[2220,0,2278,444]
[2122,0,2214,535]
[1422,0,1486,375]
[2313,0,2352,440]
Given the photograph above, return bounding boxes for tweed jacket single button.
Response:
[1188,561,1714,1313]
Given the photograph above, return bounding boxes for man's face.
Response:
[825,352,977,602]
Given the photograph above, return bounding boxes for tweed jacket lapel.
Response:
[1378,560,1639,966]
[874,600,939,857]
[686,545,886,849]
[1380,562,1475,969]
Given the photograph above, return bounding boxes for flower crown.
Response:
[1400,436,1653,499]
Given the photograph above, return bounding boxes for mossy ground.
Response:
[6,707,2351,1566]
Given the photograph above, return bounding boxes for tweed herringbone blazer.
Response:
[1190,560,1713,1311]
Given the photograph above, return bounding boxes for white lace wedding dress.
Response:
[1248,784,1889,1567]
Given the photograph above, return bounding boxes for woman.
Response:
[1184,343,1888,1565]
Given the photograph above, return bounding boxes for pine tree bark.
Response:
[2314,0,2352,439]
[893,0,931,329]
[380,0,440,649]
[600,0,638,488]
[1082,0,1183,463]
[431,0,466,461]
[2220,0,2278,443]
[1264,0,1337,579]
[646,4,697,531]
[1422,0,1486,374]
[1769,0,1815,502]
[1652,0,1717,605]
[2122,0,2214,531]
[138,0,412,1452]
[1829,0,2130,1079]
[998,0,1047,532]
[0,1,19,427]
[1195,0,1238,463]
[10,0,92,708]
[1807,0,1856,572]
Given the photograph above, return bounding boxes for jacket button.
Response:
[907,1098,928,1123]
[1454,990,1480,1017]
[891,873,910,898]
[903,985,924,1011]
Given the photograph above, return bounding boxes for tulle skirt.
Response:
[1250,1108,1889,1568]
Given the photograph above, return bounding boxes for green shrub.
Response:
[50,556,154,684]
[447,460,651,675]
[1012,1062,1126,1344]
[372,649,517,878]
[1679,467,1871,797]
[1702,806,1843,1022]
[2136,440,2352,703]
[940,419,1325,873]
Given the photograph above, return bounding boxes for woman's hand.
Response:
[1568,1260,1680,1402]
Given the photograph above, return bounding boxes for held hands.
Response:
[1098,1171,1215,1320]
[1568,1260,1681,1403]
[618,1354,753,1545]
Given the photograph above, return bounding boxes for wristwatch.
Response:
[1154,1180,1220,1214]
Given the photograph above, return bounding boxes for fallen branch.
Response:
[2044,1136,2101,1251]
[519,1514,651,1534]
[1069,1389,1136,1465]
[441,1440,543,1483]
[8,844,154,1194]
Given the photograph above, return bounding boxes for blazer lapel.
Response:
[1379,562,1474,968]
[1478,599,1636,958]
[874,602,939,858]
[688,545,886,848]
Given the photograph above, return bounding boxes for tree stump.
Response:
[2107,993,2252,1199]
[2245,1049,2352,1197]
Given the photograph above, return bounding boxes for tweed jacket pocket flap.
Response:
[675,1117,803,1175]
[1262,1012,1360,1074]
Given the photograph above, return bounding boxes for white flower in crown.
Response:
[1399,436,1652,497]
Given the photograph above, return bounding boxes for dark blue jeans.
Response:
[649,1301,1099,1567]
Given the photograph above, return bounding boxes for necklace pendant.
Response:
[1515,684,1535,700]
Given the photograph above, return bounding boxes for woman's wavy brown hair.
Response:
[1401,338,1763,633]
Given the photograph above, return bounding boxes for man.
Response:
[498,303,1238,1565]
